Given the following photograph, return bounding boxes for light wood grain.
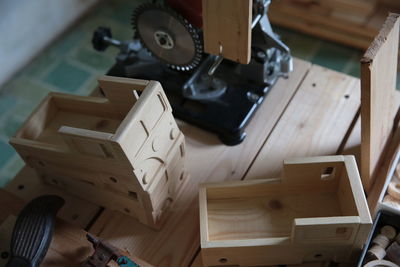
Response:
[5,167,100,229]
[199,156,371,266]
[361,13,400,191]
[202,0,251,64]
[246,65,360,180]
[269,1,398,50]
[0,190,94,267]
[8,77,186,229]
[87,58,312,267]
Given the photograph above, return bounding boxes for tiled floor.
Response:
[0,0,395,186]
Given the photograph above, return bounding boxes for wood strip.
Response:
[360,13,400,192]
[245,65,360,180]
[202,0,251,64]
[87,58,312,267]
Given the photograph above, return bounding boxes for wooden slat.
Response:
[202,0,251,64]
[87,58,312,267]
[245,65,360,180]
[360,13,400,192]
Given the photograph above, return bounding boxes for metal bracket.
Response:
[83,233,139,267]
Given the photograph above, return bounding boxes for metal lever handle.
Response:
[6,195,65,267]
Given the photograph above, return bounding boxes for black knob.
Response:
[92,27,112,51]
[6,195,65,267]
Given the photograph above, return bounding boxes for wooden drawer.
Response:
[199,156,372,266]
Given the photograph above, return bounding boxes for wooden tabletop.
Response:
[2,57,366,267]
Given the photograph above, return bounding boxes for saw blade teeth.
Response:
[131,2,203,72]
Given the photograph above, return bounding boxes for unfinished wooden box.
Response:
[199,156,371,266]
[10,76,187,229]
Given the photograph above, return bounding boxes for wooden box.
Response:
[9,76,187,229]
[199,156,372,266]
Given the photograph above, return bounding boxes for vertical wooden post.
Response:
[202,0,252,64]
[361,13,400,191]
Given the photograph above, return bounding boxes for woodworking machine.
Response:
[92,0,292,145]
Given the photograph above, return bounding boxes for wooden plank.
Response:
[341,91,400,215]
[245,65,360,180]
[202,0,251,64]
[269,1,399,50]
[190,253,329,267]
[87,58,312,267]
[0,189,94,267]
[5,166,101,229]
[361,13,400,192]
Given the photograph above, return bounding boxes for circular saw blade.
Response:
[132,3,203,71]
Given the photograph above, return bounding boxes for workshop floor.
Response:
[0,0,398,187]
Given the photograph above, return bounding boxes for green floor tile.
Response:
[43,61,91,92]
[0,114,23,138]
[347,61,361,78]
[0,94,17,116]
[312,41,356,72]
[50,30,86,56]
[73,48,114,72]
[0,141,15,169]
[275,27,320,61]
[3,156,24,178]
[6,76,53,104]
[24,52,58,79]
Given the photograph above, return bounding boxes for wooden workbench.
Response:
[3,57,367,266]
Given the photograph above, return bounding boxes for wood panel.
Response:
[202,0,252,64]
[87,58,312,267]
[269,1,398,50]
[245,65,360,180]
[360,13,400,192]
[5,167,100,229]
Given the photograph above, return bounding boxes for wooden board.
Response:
[5,166,100,229]
[202,0,251,64]
[269,1,399,50]
[361,13,400,192]
[245,65,360,180]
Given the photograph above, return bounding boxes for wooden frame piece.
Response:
[200,156,371,266]
[361,13,400,192]
[9,76,187,229]
[202,0,252,64]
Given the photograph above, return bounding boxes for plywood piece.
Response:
[361,13,400,191]
[88,58,312,267]
[246,65,360,180]
[202,0,251,64]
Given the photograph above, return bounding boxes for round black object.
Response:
[92,27,112,51]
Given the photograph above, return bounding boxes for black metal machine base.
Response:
[107,54,278,146]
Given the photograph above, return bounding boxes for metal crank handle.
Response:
[6,195,65,267]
